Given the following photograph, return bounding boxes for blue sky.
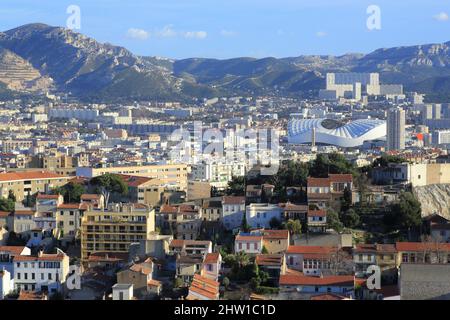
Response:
[1,0,450,59]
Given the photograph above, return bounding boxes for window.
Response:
[48,273,52,280]
[17,273,21,280]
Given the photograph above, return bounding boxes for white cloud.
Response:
[433,12,449,21]
[126,28,149,40]
[153,25,178,38]
[316,31,327,37]
[183,31,208,39]
[220,29,237,37]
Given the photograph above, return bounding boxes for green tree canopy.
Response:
[52,182,86,203]
[90,174,128,206]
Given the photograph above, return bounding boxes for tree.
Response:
[90,174,128,206]
[327,208,343,233]
[235,251,250,269]
[53,182,86,203]
[341,186,352,212]
[7,190,16,202]
[222,277,230,290]
[226,176,245,196]
[385,192,422,236]
[0,197,15,212]
[241,212,251,233]
[269,217,282,229]
[285,219,302,236]
[341,209,360,229]
[309,154,330,178]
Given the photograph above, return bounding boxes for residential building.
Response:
[0,171,72,202]
[353,244,398,281]
[221,196,246,231]
[0,268,13,299]
[255,254,286,285]
[186,274,220,300]
[307,209,327,233]
[396,242,450,265]
[246,203,284,229]
[169,239,212,257]
[13,248,70,294]
[76,164,189,191]
[285,245,337,275]
[116,258,161,298]
[279,274,355,300]
[307,174,353,210]
[200,200,222,222]
[235,233,263,255]
[80,203,155,264]
[262,229,290,254]
[201,252,222,281]
[112,283,134,300]
[387,107,406,151]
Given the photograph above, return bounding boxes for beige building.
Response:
[0,171,72,202]
[80,203,155,264]
[187,180,211,201]
[76,164,189,191]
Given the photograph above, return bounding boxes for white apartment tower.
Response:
[387,107,406,151]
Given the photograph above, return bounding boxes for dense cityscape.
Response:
[1,1,450,305]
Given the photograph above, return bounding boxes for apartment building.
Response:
[76,164,189,191]
[307,174,353,210]
[246,203,284,229]
[80,203,155,263]
[13,249,70,294]
[222,196,246,231]
[0,171,72,202]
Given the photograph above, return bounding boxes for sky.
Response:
[1,0,450,59]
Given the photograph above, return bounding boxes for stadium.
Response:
[288,118,387,148]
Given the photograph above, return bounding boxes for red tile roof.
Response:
[81,194,101,200]
[222,196,246,205]
[188,274,220,300]
[57,204,80,209]
[0,171,67,182]
[0,246,27,255]
[235,235,263,242]
[280,274,354,286]
[308,210,327,218]
[262,229,289,240]
[255,254,284,266]
[307,177,330,187]
[36,194,60,200]
[287,245,336,255]
[395,242,450,252]
[204,252,220,264]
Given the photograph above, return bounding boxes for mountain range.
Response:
[1,23,450,102]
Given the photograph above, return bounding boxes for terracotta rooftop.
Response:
[280,274,354,286]
[0,171,67,182]
[203,252,221,264]
[262,229,289,240]
[222,196,246,205]
[287,245,337,255]
[396,242,450,252]
[255,254,284,266]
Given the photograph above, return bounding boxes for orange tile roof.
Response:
[262,229,289,240]
[255,254,284,266]
[189,274,220,300]
[0,171,67,182]
[0,211,12,217]
[308,210,327,217]
[329,174,353,183]
[204,252,220,264]
[287,245,336,255]
[57,204,80,209]
[236,235,263,242]
[80,194,101,200]
[14,253,65,262]
[160,205,178,214]
[0,246,27,255]
[280,274,354,286]
[14,210,34,216]
[222,196,246,205]
[307,177,330,187]
[395,242,450,252]
[36,194,60,199]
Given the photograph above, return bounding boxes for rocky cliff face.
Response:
[413,184,450,219]
[0,47,53,92]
